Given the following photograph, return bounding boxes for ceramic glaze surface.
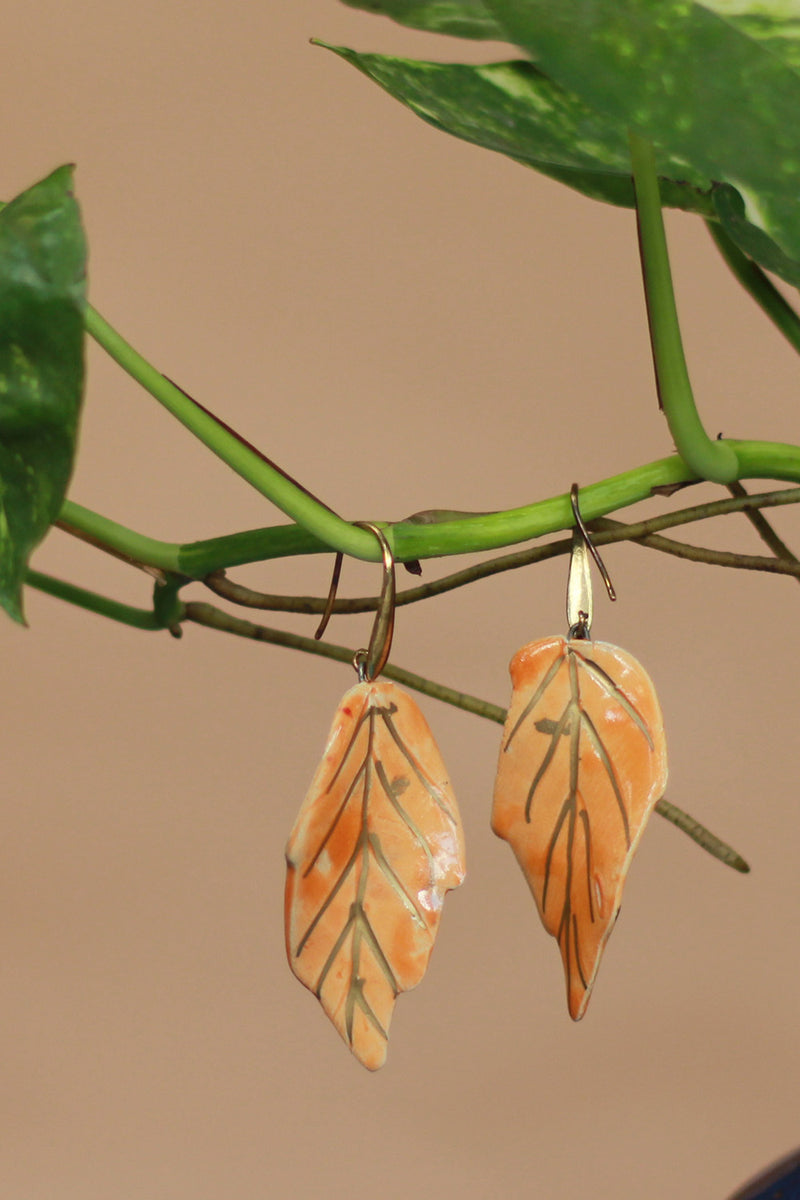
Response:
[492,636,667,1020]
[285,680,465,1070]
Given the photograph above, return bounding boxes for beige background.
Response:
[2,3,799,1197]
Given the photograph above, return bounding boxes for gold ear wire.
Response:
[313,523,396,681]
[314,551,344,641]
[567,483,616,639]
[353,523,396,682]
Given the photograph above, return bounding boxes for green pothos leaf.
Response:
[338,0,506,40]
[694,0,800,74]
[482,0,800,272]
[0,166,87,623]
[319,45,716,216]
[713,184,800,290]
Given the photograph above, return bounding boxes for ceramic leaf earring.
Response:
[492,487,668,1020]
[285,524,466,1070]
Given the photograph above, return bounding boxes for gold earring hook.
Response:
[314,552,344,642]
[354,523,396,682]
[566,484,616,639]
[313,523,396,682]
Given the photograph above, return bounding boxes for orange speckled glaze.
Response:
[285,680,465,1070]
[492,636,667,1020]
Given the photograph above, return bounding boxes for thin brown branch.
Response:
[727,480,800,580]
[656,797,750,872]
[597,521,800,578]
[183,600,749,872]
[183,601,504,724]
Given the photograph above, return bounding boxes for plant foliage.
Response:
[0,166,86,622]
[326,0,800,288]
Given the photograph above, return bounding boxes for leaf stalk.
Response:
[629,131,739,484]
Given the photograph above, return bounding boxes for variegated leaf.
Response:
[485,0,800,274]
[0,166,86,623]
[319,46,715,217]
[693,0,800,75]
[328,2,800,284]
[492,636,667,1020]
[285,680,465,1070]
[339,0,506,39]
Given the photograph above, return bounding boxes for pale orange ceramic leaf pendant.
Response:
[492,635,667,1020]
[285,678,465,1070]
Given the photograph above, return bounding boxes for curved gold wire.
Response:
[353,523,396,682]
[314,552,344,641]
[313,523,396,682]
[567,484,617,638]
[570,484,617,601]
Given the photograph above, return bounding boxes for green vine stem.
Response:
[26,569,168,630]
[629,131,739,484]
[182,599,748,874]
[707,221,800,356]
[202,485,800,613]
[57,484,800,609]
[84,302,800,564]
[83,306,381,562]
[38,485,800,654]
[59,499,185,574]
[59,439,800,579]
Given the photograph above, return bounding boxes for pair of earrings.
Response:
[285,495,668,1069]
